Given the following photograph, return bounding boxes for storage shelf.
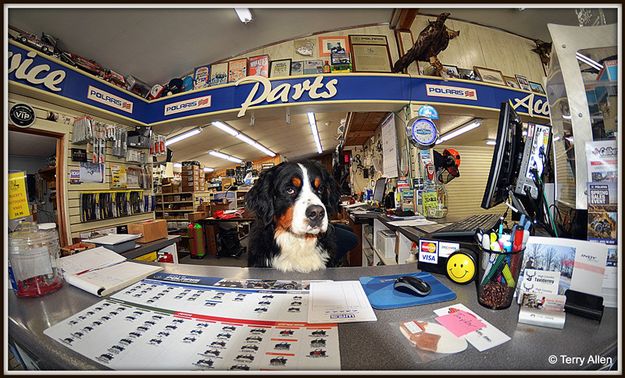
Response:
[164,218,189,221]
[156,201,194,204]
[155,209,194,212]
[372,247,397,265]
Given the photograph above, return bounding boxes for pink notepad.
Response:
[435,310,486,338]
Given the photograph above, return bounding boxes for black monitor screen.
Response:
[373,178,386,203]
[481,102,524,209]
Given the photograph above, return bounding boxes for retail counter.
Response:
[8,263,617,371]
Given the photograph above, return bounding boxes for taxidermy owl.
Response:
[392,12,460,78]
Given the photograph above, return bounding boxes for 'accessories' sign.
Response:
[510,93,550,117]
[426,84,477,100]
[8,51,66,92]
[87,86,134,113]
[236,75,338,117]
[164,95,212,115]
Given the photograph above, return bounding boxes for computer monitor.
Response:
[373,178,386,203]
[481,102,524,209]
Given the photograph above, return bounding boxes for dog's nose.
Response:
[305,205,325,224]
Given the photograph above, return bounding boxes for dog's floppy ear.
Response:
[246,165,278,226]
[320,164,341,215]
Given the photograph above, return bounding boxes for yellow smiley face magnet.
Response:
[446,250,476,284]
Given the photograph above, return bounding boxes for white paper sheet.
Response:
[60,246,126,275]
[433,303,510,352]
[308,281,377,323]
[84,234,142,245]
[386,219,437,227]
[66,262,163,297]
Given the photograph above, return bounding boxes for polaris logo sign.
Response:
[426,84,477,100]
[164,95,212,115]
[87,86,133,113]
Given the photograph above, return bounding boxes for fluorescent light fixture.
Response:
[553,136,561,142]
[203,167,214,172]
[486,139,497,145]
[436,120,481,144]
[165,128,201,146]
[209,150,243,164]
[575,52,603,71]
[211,121,238,136]
[173,163,182,168]
[235,8,252,23]
[212,121,276,157]
[562,114,572,120]
[307,112,323,154]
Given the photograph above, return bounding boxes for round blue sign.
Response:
[409,118,438,147]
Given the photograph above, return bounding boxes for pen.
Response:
[519,214,526,228]
[498,218,504,238]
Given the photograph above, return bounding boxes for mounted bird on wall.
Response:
[392,12,460,78]
[531,39,552,73]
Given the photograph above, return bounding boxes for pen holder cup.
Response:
[477,246,525,310]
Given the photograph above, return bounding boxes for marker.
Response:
[519,214,526,228]
[524,221,532,231]
[498,219,504,238]
[482,234,490,250]
[513,229,524,252]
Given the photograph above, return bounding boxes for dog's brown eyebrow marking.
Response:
[313,177,321,189]
[291,177,302,187]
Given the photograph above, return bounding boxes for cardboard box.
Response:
[127,219,168,243]
[188,211,207,222]
[162,184,173,193]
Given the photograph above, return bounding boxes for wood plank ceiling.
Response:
[344,112,389,146]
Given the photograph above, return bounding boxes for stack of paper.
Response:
[60,247,163,297]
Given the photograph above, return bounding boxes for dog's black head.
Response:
[246,160,340,235]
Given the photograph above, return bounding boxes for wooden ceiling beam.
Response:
[390,8,418,30]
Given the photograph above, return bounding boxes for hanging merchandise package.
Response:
[389,316,468,363]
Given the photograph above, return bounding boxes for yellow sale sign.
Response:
[9,171,31,220]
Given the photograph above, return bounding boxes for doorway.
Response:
[8,129,68,246]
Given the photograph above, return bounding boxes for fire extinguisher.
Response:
[194,223,206,258]
[188,223,198,258]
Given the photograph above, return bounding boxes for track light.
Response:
[209,150,243,164]
[211,121,276,157]
[204,167,214,172]
[235,8,253,23]
[165,128,201,146]
[307,112,323,154]
[436,120,481,144]
[486,139,497,145]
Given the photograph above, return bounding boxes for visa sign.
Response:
[426,84,477,100]
[419,240,439,264]
[164,95,212,115]
[87,86,133,113]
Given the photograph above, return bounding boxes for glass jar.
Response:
[423,179,448,219]
[8,222,64,298]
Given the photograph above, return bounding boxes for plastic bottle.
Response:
[323,61,331,73]
[194,223,206,258]
[9,222,64,297]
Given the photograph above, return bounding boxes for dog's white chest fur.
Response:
[272,231,328,273]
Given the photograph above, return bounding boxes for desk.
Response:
[8,263,617,371]
[120,235,181,263]
[198,216,254,256]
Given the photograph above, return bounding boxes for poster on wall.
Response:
[380,114,399,178]
[209,63,228,86]
[227,58,248,83]
[248,55,270,77]
[585,140,617,182]
[193,66,210,89]
[8,171,31,220]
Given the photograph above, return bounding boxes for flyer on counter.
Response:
[308,281,377,324]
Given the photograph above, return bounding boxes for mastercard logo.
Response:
[420,242,437,253]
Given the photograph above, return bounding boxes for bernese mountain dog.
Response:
[246,160,340,272]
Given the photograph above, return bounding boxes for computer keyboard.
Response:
[429,214,502,239]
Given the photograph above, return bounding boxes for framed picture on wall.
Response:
[515,74,532,91]
[227,58,248,83]
[269,59,292,77]
[529,81,546,94]
[291,60,304,76]
[294,38,315,57]
[503,75,520,89]
[349,35,392,73]
[458,68,479,81]
[395,29,419,74]
[318,36,349,57]
[248,55,270,77]
[442,64,460,78]
[209,62,228,86]
[473,66,506,86]
[303,60,324,75]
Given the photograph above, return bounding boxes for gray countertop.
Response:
[8,263,617,371]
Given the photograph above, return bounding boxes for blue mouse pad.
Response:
[359,272,456,310]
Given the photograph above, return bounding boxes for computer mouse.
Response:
[393,276,431,296]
